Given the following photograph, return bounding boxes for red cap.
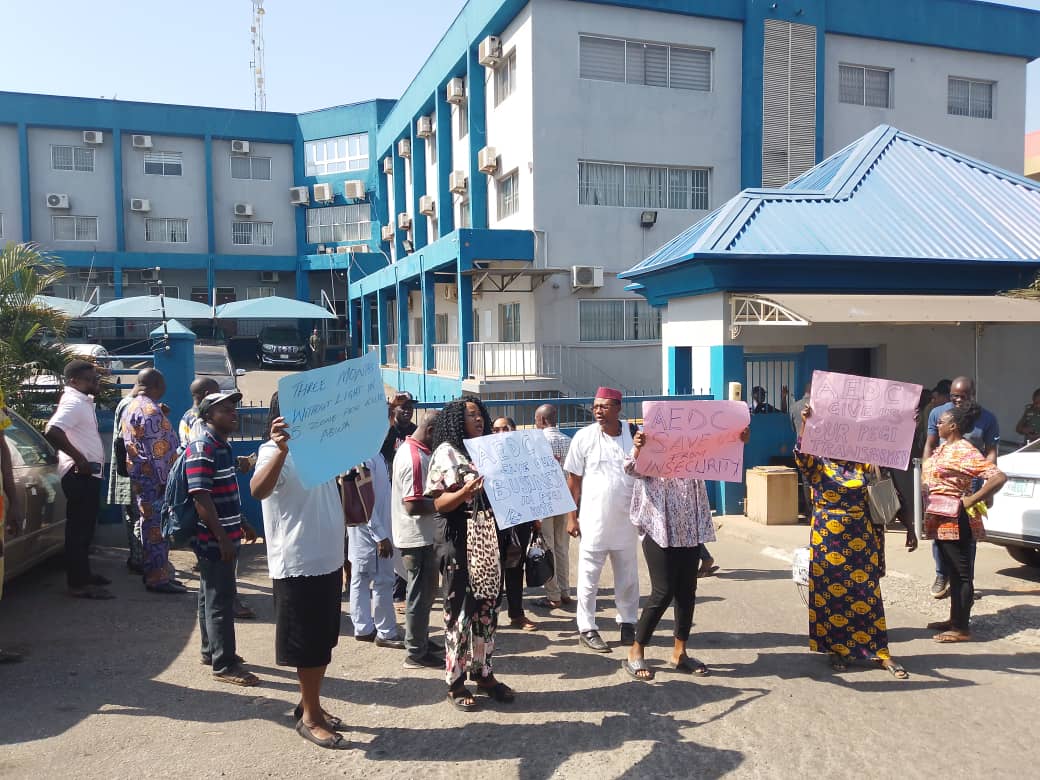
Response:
[595,386,623,402]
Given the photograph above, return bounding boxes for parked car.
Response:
[2,407,67,583]
[984,439,1040,568]
[256,326,308,369]
[195,344,244,393]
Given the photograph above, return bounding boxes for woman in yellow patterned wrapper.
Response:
[1,388,27,662]
[795,404,910,678]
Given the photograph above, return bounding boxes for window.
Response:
[838,64,891,108]
[215,287,236,305]
[948,77,994,119]
[305,204,371,244]
[579,299,662,342]
[494,49,517,106]
[579,35,711,92]
[435,313,450,343]
[473,308,480,342]
[230,155,272,180]
[148,285,179,298]
[499,303,521,342]
[497,171,519,219]
[428,132,437,165]
[51,215,98,241]
[232,220,274,246]
[144,217,188,243]
[51,145,95,172]
[246,286,276,299]
[457,99,469,140]
[190,287,210,304]
[459,198,471,228]
[578,161,709,210]
[304,133,369,175]
[143,151,183,176]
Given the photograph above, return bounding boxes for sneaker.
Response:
[930,575,950,599]
[403,652,444,669]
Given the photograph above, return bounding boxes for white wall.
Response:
[212,139,296,255]
[0,126,22,243]
[424,122,439,240]
[450,82,471,229]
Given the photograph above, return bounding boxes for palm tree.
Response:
[1006,272,1040,300]
[0,242,71,421]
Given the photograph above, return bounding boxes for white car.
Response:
[64,343,124,372]
[984,439,1040,568]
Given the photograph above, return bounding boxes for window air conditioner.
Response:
[381,224,394,242]
[312,182,333,202]
[382,156,394,175]
[260,271,280,283]
[130,198,151,212]
[46,193,70,209]
[416,115,434,138]
[289,186,309,205]
[397,138,411,159]
[477,147,499,175]
[572,265,605,289]
[446,77,466,105]
[478,36,502,67]
[139,268,159,282]
[82,130,104,145]
[347,244,366,253]
[397,212,412,231]
[419,195,436,216]
[234,202,254,217]
[131,134,153,149]
[230,139,251,154]
[449,170,468,194]
[344,180,366,199]
[335,246,351,254]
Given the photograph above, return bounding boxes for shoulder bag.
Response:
[866,465,900,526]
[338,464,375,527]
[466,491,503,600]
[525,532,555,588]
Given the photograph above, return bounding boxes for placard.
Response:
[464,430,577,529]
[278,350,387,489]
[634,400,750,482]
[800,370,922,471]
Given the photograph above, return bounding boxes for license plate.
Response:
[280,354,289,359]
[1003,478,1035,498]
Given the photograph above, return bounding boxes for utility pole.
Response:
[250,1,267,111]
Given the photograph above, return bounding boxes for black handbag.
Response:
[525,533,555,588]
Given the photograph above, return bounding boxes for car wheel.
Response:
[1007,546,1040,568]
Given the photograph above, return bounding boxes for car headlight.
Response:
[262,343,276,351]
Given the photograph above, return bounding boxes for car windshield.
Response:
[263,330,300,343]
[195,354,229,374]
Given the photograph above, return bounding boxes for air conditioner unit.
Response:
[335,245,351,254]
[397,212,412,231]
[449,170,468,194]
[347,244,366,253]
[82,130,104,145]
[78,269,98,281]
[443,286,458,301]
[230,139,251,154]
[46,193,70,209]
[344,180,366,199]
[289,186,309,205]
[382,156,394,175]
[446,77,466,105]
[234,202,254,217]
[572,265,605,289]
[259,271,279,283]
[419,195,436,216]
[312,182,333,202]
[416,115,433,138]
[130,198,151,212]
[397,138,411,159]
[477,147,499,175]
[478,35,503,67]
[131,134,153,149]
[139,268,159,282]
[381,224,394,242]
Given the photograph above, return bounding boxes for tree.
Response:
[1006,273,1040,300]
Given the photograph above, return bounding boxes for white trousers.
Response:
[576,544,640,634]
[350,559,398,639]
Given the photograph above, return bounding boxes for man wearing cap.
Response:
[381,392,418,469]
[564,387,640,653]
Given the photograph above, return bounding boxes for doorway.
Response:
[828,347,873,377]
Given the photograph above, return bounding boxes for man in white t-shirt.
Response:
[564,387,639,653]
[391,411,444,670]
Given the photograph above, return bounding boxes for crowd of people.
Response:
[0,360,1019,748]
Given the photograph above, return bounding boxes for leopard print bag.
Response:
[466,492,503,600]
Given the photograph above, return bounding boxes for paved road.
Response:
[1,519,1038,779]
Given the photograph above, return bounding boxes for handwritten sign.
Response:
[464,430,576,530]
[634,400,750,482]
[278,350,387,489]
[800,370,922,471]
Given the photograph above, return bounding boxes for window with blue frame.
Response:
[305,133,369,175]
[306,204,371,244]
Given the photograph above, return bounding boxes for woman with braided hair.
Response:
[425,396,515,711]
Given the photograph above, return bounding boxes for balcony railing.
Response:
[406,344,424,371]
[467,342,562,380]
[433,344,460,375]
[385,343,398,367]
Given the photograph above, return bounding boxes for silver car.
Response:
[195,344,244,393]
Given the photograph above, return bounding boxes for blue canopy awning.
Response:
[214,296,336,320]
[85,295,213,319]
[32,294,95,318]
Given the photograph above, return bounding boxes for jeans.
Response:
[634,537,700,646]
[61,473,101,589]
[198,554,239,673]
[400,545,439,659]
[350,557,398,639]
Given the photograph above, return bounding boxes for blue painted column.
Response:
[410,120,429,249]
[666,346,693,395]
[396,277,409,369]
[421,270,436,373]
[456,258,473,380]
[295,263,310,302]
[392,146,407,259]
[113,266,124,297]
[466,47,488,230]
[799,344,828,392]
[17,123,31,240]
[435,88,454,235]
[113,129,125,252]
[711,344,746,514]
[360,293,372,354]
[376,288,389,365]
[151,320,197,429]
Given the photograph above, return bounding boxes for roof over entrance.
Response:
[621,126,1040,303]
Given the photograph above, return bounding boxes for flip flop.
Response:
[475,680,516,702]
[697,565,720,578]
[879,660,910,679]
[447,686,480,711]
[933,631,972,643]
[532,597,561,609]
[926,620,954,631]
[674,656,709,676]
[295,719,351,750]
[622,658,655,682]
[293,704,344,730]
[830,653,848,671]
[68,586,115,600]
[212,666,260,686]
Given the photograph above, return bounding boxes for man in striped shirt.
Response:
[186,391,259,687]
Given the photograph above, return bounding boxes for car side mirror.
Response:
[235,368,246,376]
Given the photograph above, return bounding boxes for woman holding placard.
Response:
[796,405,909,678]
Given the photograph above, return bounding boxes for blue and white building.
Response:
[2,0,1040,400]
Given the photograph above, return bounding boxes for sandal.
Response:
[293,704,344,730]
[933,630,972,643]
[212,665,260,687]
[926,620,954,631]
[532,597,561,609]
[697,565,720,578]
[623,658,655,681]
[879,660,910,679]
[234,602,257,620]
[509,617,538,631]
[295,719,351,750]
[829,653,848,672]
[447,685,480,711]
[475,679,516,702]
[68,586,115,600]
[674,656,709,676]
[560,595,574,605]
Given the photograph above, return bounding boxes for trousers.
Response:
[61,473,101,589]
[198,554,238,673]
[937,512,975,632]
[500,522,533,619]
[400,544,439,658]
[634,537,699,646]
[540,514,571,601]
[576,543,640,634]
[350,557,398,639]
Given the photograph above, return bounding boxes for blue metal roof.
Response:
[621,125,1040,282]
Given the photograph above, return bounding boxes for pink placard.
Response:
[800,370,923,470]
[634,400,750,482]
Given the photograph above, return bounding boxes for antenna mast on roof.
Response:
[250,0,267,111]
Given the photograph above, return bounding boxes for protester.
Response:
[532,403,572,609]
[0,390,25,662]
[122,368,186,594]
[426,396,514,711]
[491,417,516,433]
[251,393,347,749]
[380,392,418,468]
[309,328,325,369]
[621,426,750,680]
[565,387,639,653]
[1015,388,1040,444]
[44,360,112,599]
[923,404,1006,643]
[109,387,144,575]
[795,404,909,678]
[391,410,445,669]
[179,377,219,450]
[347,456,403,648]
[786,382,811,434]
[186,391,259,686]
[750,386,778,414]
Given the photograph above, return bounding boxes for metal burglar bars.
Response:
[745,353,799,413]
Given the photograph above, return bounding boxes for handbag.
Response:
[791,546,810,587]
[502,528,524,570]
[466,491,503,600]
[926,493,962,518]
[525,533,555,588]
[337,464,375,527]
[866,465,900,526]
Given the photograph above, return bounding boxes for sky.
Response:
[3,0,1040,128]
